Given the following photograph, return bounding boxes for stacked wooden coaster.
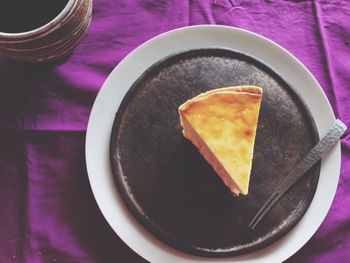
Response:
[0,0,92,62]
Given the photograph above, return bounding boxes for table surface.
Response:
[0,0,349,262]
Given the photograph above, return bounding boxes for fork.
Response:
[249,119,347,230]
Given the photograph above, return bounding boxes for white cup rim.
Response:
[0,0,75,38]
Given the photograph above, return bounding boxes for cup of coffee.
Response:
[0,0,92,62]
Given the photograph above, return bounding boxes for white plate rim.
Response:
[85,25,340,263]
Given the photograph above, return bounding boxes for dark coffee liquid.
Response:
[0,0,69,33]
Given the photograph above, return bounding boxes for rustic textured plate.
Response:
[110,48,320,257]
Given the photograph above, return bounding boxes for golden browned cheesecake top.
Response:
[178,86,262,195]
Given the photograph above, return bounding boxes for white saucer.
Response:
[86,25,340,262]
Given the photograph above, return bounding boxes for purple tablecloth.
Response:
[0,0,349,262]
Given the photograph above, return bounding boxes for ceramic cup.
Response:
[0,0,92,62]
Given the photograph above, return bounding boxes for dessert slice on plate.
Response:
[178,86,263,196]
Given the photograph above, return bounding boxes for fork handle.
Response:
[277,119,347,197]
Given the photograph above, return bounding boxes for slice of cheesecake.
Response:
[178,86,263,196]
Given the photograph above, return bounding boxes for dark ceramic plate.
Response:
[110,49,320,257]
